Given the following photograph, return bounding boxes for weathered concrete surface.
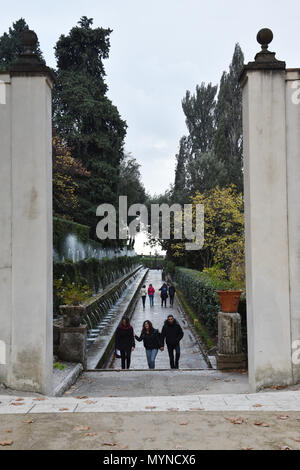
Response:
[241,63,293,391]
[1,411,300,450]
[286,69,300,383]
[67,370,249,397]
[111,270,208,370]
[0,65,53,394]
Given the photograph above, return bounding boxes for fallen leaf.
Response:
[167,408,179,411]
[76,396,88,400]
[145,406,156,409]
[225,417,244,425]
[293,438,300,443]
[33,397,46,401]
[23,420,34,424]
[5,430,12,433]
[0,441,13,446]
[15,398,24,402]
[254,422,270,427]
[85,433,97,437]
[59,408,69,411]
[252,404,263,408]
[11,402,24,406]
[241,447,253,451]
[280,446,292,450]
[180,422,189,426]
[189,408,204,411]
[277,415,289,421]
[74,425,90,432]
[102,442,117,447]
[107,430,117,434]
[85,400,97,405]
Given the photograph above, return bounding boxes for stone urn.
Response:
[217,290,242,313]
[59,305,85,328]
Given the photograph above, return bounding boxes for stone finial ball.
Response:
[256,28,273,48]
[20,30,38,51]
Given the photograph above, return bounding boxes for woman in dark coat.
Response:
[135,320,163,369]
[159,283,168,308]
[115,316,135,369]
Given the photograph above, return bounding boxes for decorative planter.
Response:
[216,290,242,313]
[59,305,86,328]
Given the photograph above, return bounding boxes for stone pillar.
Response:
[286,69,300,383]
[216,312,247,370]
[0,31,54,394]
[240,29,293,391]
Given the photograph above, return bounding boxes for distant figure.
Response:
[159,283,168,308]
[115,316,135,369]
[168,284,176,307]
[135,320,163,369]
[141,285,147,309]
[148,284,155,307]
[161,315,184,369]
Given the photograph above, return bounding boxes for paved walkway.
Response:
[111,269,208,370]
[1,389,300,414]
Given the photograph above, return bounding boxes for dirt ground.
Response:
[0,411,300,450]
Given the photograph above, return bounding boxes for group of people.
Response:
[140,283,176,308]
[115,314,184,370]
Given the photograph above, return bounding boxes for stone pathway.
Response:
[1,390,300,414]
[111,269,208,370]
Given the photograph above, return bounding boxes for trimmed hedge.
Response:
[53,255,140,313]
[175,267,219,336]
[53,217,90,248]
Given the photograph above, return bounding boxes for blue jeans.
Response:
[146,349,158,369]
[149,295,154,307]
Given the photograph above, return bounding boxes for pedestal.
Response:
[58,326,87,369]
[216,312,247,370]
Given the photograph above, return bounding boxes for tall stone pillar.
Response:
[286,69,300,383]
[240,29,293,391]
[0,31,54,394]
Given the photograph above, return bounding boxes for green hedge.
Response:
[175,267,219,336]
[53,217,90,249]
[53,255,140,313]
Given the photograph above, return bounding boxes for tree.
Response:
[169,185,245,273]
[118,153,147,208]
[53,17,127,234]
[0,18,44,70]
[52,135,90,218]
[173,136,190,204]
[214,44,244,192]
[182,82,217,155]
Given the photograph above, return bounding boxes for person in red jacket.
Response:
[148,284,155,307]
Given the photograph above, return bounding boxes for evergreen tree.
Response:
[173,136,190,204]
[0,18,44,70]
[182,82,217,155]
[53,17,127,233]
[214,44,244,192]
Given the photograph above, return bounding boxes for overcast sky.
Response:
[1,0,300,197]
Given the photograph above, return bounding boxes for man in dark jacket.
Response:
[168,284,176,307]
[161,315,184,369]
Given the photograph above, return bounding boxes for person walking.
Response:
[135,320,163,369]
[140,285,147,309]
[168,284,176,307]
[159,283,168,308]
[161,314,184,369]
[115,316,135,369]
[148,284,155,307]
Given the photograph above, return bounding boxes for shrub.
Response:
[175,267,219,336]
